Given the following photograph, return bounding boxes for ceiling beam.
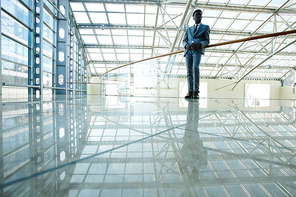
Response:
[78,24,296,38]
[69,0,296,13]
[88,61,293,70]
[84,45,296,56]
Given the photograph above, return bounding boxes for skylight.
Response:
[69,0,296,83]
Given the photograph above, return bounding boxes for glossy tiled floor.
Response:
[1,95,296,196]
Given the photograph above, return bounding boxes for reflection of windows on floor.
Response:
[244,83,270,107]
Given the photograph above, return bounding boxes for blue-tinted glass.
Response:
[43,55,53,73]
[43,40,54,59]
[43,24,54,44]
[43,9,55,30]
[43,71,52,87]
[1,12,29,45]
[1,36,29,65]
[2,60,28,85]
[44,0,56,15]
[21,0,33,9]
[2,0,31,28]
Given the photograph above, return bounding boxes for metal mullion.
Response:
[69,33,74,95]
[44,0,67,20]
[56,0,70,94]
[33,0,44,98]
[78,48,82,92]
[68,9,89,66]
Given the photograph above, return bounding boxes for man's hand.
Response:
[187,42,201,50]
[188,44,193,50]
[192,43,201,50]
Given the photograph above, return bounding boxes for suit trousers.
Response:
[185,50,202,93]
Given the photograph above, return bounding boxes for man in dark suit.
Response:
[183,9,210,99]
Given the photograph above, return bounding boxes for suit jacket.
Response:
[183,23,210,56]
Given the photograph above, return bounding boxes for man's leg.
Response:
[185,52,194,98]
[193,52,202,98]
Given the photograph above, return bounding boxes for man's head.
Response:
[193,9,202,24]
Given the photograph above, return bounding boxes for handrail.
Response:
[99,29,296,78]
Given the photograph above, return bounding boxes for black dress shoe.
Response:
[193,91,200,99]
[185,92,193,99]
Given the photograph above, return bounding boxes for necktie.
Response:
[194,24,199,33]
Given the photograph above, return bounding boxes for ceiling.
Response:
[69,0,296,82]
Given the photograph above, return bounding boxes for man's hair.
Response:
[193,9,202,17]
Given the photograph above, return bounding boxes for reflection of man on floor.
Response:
[180,100,207,174]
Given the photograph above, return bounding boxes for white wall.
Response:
[87,77,101,94]
[87,76,294,99]
[205,79,281,99]
[280,86,296,99]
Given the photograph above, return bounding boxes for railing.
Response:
[99,29,296,90]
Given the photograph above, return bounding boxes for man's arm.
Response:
[183,29,189,49]
[200,25,210,48]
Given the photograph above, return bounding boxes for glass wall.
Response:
[1,0,32,100]
[1,0,87,101]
